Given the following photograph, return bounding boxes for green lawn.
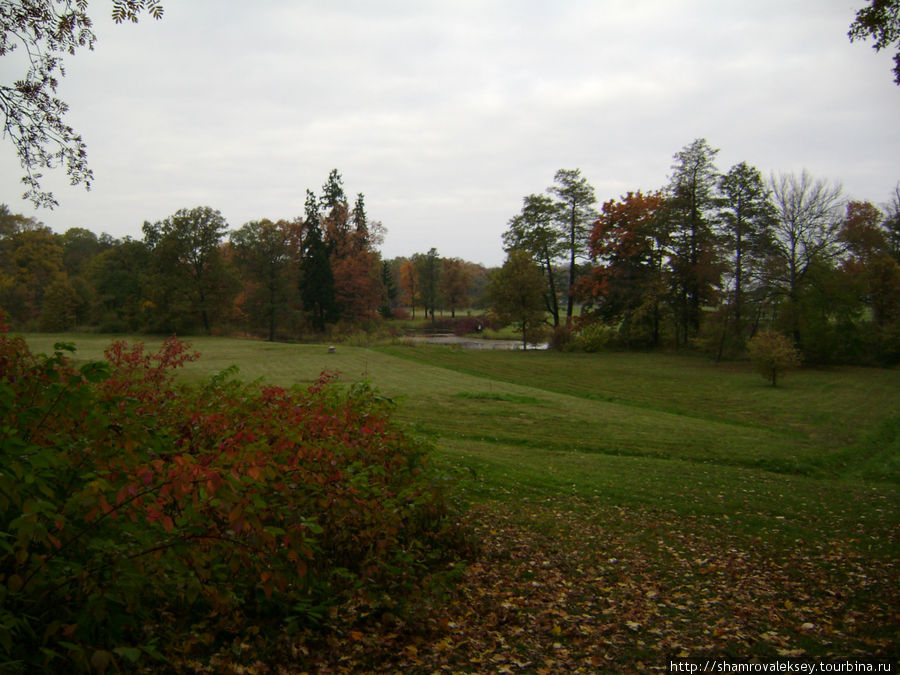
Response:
[21,333,899,532]
[19,333,899,665]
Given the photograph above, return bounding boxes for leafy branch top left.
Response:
[0,1,163,209]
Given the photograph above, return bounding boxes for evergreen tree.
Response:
[320,169,351,250]
[320,169,346,211]
[379,259,397,318]
[666,138,723,343]
[549,169,597,325]
[718,162,776,343]
[300,190,336,331]
[351,192,368,250]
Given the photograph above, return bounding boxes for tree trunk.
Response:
[268,283,276,342]
[543,251,559,327]
[567,206,576,325]
[716,310,729,363]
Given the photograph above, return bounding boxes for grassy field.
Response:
[19,333,900,668]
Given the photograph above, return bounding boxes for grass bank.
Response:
[19,333,899,666]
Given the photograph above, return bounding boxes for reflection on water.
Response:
[405,334,549,350]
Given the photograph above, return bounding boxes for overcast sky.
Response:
[2,0,899,267]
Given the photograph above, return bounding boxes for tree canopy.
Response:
[489,249,547,349]
[849,0,900,85]
[0,1,164,208]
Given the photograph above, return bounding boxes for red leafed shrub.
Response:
[0,319,460,671]
[451,316,488,336]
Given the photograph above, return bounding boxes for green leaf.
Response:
[90,649,113,672]
[53,342,76,354]
[113,646,142,663]
[79,361,111,383]
[57,640,84,653]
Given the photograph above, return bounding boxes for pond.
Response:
[405,333,549,350]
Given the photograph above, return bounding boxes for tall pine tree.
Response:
[300,189,336,331]
[666,139,723,343]
[718,162,775,343]
[549,169,597,325]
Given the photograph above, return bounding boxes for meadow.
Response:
[20,334,900,670]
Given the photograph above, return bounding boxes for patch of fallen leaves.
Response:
[178,498,899,673]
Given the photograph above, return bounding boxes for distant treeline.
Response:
[0,170,490,341]
[3,142,899,366]
[502,139,900,365]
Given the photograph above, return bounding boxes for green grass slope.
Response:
[20,334,899,662]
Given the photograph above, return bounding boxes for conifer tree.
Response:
[300,190,336,331]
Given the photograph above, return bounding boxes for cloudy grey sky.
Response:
[2,0,899,267]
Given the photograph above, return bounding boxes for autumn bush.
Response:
[747,329,802,386]
[0,319,460,671]
[556,321,616,352]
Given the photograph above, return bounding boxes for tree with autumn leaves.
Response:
[315,171,385,325]
[0,169,401,337]
[505,141,899,364]
[576,190,669,348]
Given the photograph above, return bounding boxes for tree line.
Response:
[0,170,490,340]
[4,146,899,365]
[500,138,900,364]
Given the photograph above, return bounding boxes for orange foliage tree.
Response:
[577,190,669,348]
[399,260,420,318]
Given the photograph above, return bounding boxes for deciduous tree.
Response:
[414,248,441,322]
[840,200,900,328]
[0,225,67,325]
[748,329,802,386]
[579,190,669,347]
[489,249,547,349]
[0,0,164,207]
[86,237,149,331]
[331,250,384,322]
[142,206,231,334]
[39,275,79,330]
[230,218,298,341]
[767,170,845,341]
[439,257,471,318]
[398,259,419,317]
[310,171,384,321]
[883,183,900,260]
[503,194,564,326]
[848,0,900,85]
